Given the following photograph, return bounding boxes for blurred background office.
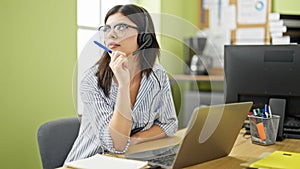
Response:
[0,0,299,168]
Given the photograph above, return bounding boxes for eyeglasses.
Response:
[98,23,139,38]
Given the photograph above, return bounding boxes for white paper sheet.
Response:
[237,0,267,24]
[235,27,265,45]
[65,154,148,169]
[221,5,236,30]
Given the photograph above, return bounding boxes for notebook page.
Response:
[65,154,148,169]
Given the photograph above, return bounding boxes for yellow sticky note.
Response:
[250,151,300,169]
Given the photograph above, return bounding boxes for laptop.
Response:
[125,102,253,169]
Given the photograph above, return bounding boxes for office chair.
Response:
[37,117,80,169]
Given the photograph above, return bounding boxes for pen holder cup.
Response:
[248,115,280,146]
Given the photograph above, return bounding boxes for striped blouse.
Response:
[64,62,178,163]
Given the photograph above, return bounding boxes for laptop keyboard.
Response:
[146,145,179,167]
[148,153,176,167]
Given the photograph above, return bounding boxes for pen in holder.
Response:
[248,115,280,145]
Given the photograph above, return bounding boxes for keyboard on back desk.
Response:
[284,118,300,129]
[283,118,300,139]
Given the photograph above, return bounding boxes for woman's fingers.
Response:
[110,51,127,62]
[110,56,127,70]
[110,51,127,68]
[109,51,130,86]
[113,57,125,69]
[109,50,129,74]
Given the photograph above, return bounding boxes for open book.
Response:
[65,154,148,169]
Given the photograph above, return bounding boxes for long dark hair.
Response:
[96,4,160,97]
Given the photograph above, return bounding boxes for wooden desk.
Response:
[185,130,300,169]
[60,129,300,169]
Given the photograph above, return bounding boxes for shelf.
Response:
[170,67,224,82]
[170,74,224,82]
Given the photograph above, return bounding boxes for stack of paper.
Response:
[269,13,290,44]
[65,154,148,169]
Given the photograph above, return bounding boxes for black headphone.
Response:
[130,8,158,136]
[132,8,153,56]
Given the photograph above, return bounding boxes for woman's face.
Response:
[104,13,139,56]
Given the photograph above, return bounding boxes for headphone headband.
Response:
[141,8,149,34]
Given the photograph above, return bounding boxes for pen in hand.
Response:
[93,40,112,54]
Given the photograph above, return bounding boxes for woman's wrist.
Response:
[118,82,130,90]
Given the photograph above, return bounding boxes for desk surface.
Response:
[60,129,300,169]
[185,130,300,169]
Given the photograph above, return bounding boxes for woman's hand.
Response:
[130,125,167,145]
[109,51,130,87]
[130,136,142,145]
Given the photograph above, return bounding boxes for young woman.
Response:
[65,4,178,162]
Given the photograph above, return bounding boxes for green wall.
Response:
[273,0,300,15]
[160,0,199,74]
[0,0,76,168]
[139,0,199,74]
[159,0,200,119]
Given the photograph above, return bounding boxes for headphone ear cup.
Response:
[138,33,152,49]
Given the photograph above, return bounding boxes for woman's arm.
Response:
[130,124,166,145]
[108,51,133,151]
[80,74,132,154]
[109,85,132,151]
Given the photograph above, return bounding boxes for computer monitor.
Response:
[224,44,300,139]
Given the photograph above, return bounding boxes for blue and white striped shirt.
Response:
[65,63,178,163]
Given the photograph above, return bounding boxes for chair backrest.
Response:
[37,117,80,169]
